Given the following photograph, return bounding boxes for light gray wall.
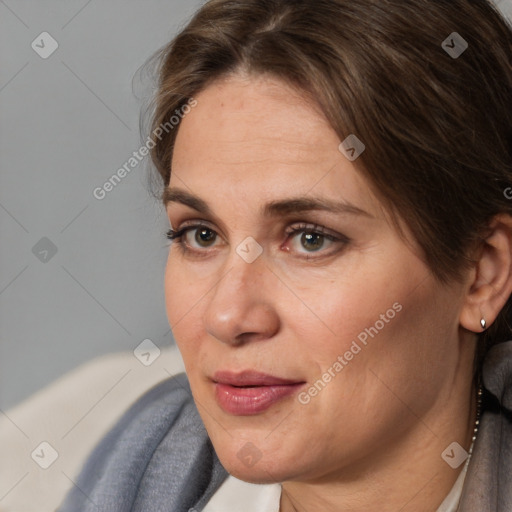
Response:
[1,0,511,410]
[0,0,204,410]
[494,0,512,18]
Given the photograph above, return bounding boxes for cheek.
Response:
[164,252,182,325]
[164,246,216,317]
[291,284,442,457]
[164,252,205,355]
[279,269,400,366]
[323,279,453,422]
[294,262,443,396]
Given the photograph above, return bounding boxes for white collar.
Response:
[203,464,468,512]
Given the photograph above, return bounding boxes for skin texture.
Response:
[164,73,485,512]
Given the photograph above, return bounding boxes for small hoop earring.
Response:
[480,318,487,330]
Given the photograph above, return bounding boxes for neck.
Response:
[280,374,478,512]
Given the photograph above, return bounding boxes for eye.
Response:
[166,224,221,252]
[188,227,217,248]
[284,223,348,257]
[166,221,349,259]
[295,232,327,252]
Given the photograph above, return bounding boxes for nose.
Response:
[203,252,280,346]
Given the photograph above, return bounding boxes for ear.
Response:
[460,214,512,333]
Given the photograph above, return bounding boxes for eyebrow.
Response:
[163,187,372,218]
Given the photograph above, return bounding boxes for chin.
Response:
[219,454,289,484]
[210,436,300,484]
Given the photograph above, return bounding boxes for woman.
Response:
[58,0,512,510]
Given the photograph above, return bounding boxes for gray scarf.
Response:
[58,343,512,511]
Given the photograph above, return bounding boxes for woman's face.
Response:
[164,74,470,483]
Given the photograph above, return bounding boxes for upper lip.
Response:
[212,370,304,387]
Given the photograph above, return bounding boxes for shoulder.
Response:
[482,340,512,412]
[0,346,188,512]
[58,362,228,511]
[58,372,205,504]
[459,340,512,511]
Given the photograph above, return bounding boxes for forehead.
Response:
[170,74,384,221]
[175,74,335,164]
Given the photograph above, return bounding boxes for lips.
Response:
[212,370,305,415]
[213,370,303,387]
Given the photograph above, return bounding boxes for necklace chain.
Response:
[468,383,483,459]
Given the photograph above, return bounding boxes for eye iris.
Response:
[301,232,324,251]
[195,228,216,247]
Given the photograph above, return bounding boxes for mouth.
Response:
[211,370,306,415]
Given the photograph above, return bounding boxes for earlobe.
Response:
[460,214,512,333]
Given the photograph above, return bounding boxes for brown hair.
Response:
[146,0,512,370]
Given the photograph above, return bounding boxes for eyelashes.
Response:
[165,222,350,260]
[166,225,218,247]
[166,227,193,241]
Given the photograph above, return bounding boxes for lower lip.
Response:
[214,382,304,415]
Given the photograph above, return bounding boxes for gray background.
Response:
[0,0,204,410]
[1,0,512,410]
